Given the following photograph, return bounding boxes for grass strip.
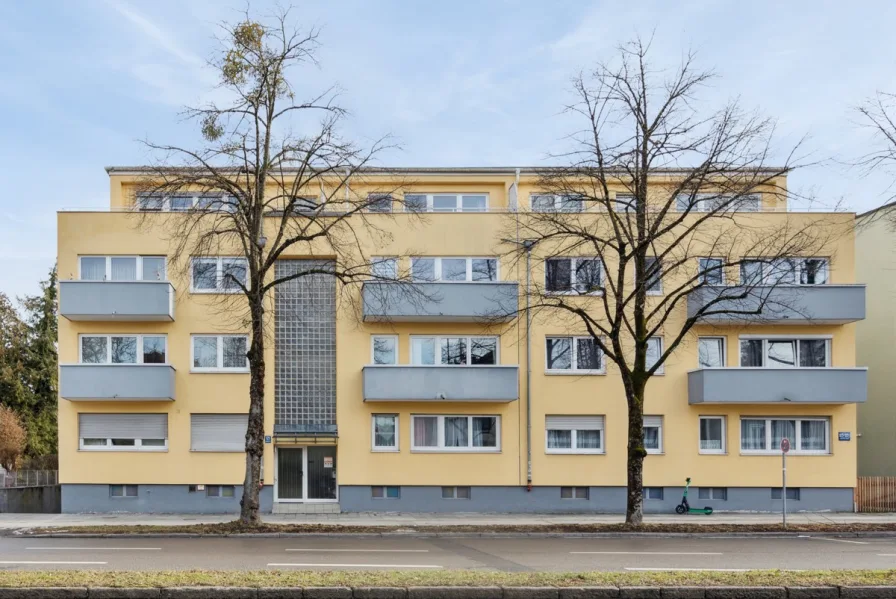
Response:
[1,569,896,588]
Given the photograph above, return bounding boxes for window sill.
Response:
[645,451,664,455]
[372,448,400,453]
[79,449,168,453]
[190,369,250,374]
[410,449,501,454]
[544,370,606,376]
[190,289,245,295]
[544,291,605,297]
[740,451,831,456]
[546,450,606,455]
[699,451,728,456]
[190,449,244,453]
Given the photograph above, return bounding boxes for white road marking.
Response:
[27,547,162,551]
[286,549,429,553]
[268,562,442,569]
[0,561,108,565]
[877,554,896,556]
[572,551,723,556]
[799,536,869,545]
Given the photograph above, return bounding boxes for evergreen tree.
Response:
[19,267,58,456]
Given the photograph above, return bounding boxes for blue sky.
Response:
[2,0,895,300]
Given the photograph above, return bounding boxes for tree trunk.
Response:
[625,381,647,526]
[239,297,266,526]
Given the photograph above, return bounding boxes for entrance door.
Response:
[276,448,304,500]
[307,446,337,500]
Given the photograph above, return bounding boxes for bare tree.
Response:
[130,10,408,525]
[503,38,842,525]
[856,91,896,220]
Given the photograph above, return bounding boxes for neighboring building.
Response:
[57,167,865,514]
[856,205,896,476]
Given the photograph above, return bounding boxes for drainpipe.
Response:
[525,240,533,490]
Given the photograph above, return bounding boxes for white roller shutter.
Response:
[191,414,248,452]
[643,415,663,428]
[546,415,604,430]
[79,414,168,439]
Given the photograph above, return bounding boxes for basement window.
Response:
[560,486,589,500]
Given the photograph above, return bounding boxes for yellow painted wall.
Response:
[57,172,859,491]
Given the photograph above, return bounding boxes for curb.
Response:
[0,587,893,599]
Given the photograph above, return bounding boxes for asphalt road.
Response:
[2,535,896,572]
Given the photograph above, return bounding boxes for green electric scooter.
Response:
[675,477,713,515]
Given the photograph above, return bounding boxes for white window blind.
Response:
[545,416,605,430]
[79,414,168,439]
[190,414,248,452]
[643,416,663,428]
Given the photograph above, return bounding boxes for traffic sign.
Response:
[780,438,790,453]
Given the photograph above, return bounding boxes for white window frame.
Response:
[78,334,168,365]
[410,414,501,453]
[644,487,664,500]
[697,336,726,369]
[697,257,726,285]
[643,415,664,454]
[737,335,832,369]
[529,193,585,212]
[614,194,635,213]
[403,193,490,213]
[371,486,401,499]
[699,415,727,455]
[206,485,236,498]
[544,337,605,374]
[739,257,830,286]
[190,334,250,373]
[545,416,606,455]
[677,193,760,213]
[80,437,168,452]
[371,335,399,365]
[110,484,139,497]
[409,335,499,366]
[560,486,590,499]
[410,257,499,282]
[698,487,728,500]
[190,257,249,294]
[78,255,167,281]
[441,486,472,499]
[136,192,238,212]
[366,193,393,213]
[372,414,399,452]
[740,416,831,455]
[370,256,398,280]
[544,257,603,295]
[647,337,664,374]
[640,257,663,295]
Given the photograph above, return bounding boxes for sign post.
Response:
[781,437,791,529]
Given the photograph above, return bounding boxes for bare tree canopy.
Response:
[503,38,843,525]
[856,91,896,222]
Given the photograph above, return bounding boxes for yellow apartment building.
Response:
[56,167,866,513]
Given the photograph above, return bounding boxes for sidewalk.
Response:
[2,511,896,530]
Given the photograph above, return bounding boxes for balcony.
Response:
[362,281,518,322]
[60,364,176,401]
[59,281,175,321]
[362,365,519,402]
[687,285,865,325]
[688,368,867,404]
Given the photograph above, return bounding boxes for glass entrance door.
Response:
[307,446,337,500]
[276,448,304,500]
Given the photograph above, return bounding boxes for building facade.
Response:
[856,205,896,476]
[57,167,865,514]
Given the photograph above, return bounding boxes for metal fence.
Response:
[856,477,896,512]
[0,470,58,488]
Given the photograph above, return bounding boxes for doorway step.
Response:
[273,502,341,515]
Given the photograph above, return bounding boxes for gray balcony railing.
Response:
[59,280,175,321]
[362,365,519,402]
[687,284,865,325]
[362,281,518,322]
[60,364,176,401]
[688,367,867,404]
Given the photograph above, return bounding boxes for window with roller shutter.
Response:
[78,413,168,451]
[190,414,248,452]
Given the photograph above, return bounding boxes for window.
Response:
[370,257,398,279]
[740,258,829,286]
[643,416,663,454]
[739,338,830,368]
[79,334,167,365]
[772,488,801,500]
[698,337,725,368]
[410,257,498,282]
[699,416,726,454]
[441,486,471,499]
[371,336,398,365]
[79,414,168,452]
[698,258,725,285]
[644,487,664,500]
[545,337,603,373]
[741,417,830,454]
[698,487,728,501]
[411,336,498,366]
[403,193,488,213]
[561,487,589,499]
[531,193,584,212]
[371,486,401,499]
[136,192,237,212]
[676,193,759,212]
[646,337,663,373]
[614,194,635,213]
[372,414,399,451]
[207,485,235,498]
[190,257,249,293]
[642,257,662,294]
[79,256,167,281]
[411,415,500,452]
[367,193,393,213]
[191,335,249,372]
[545,258,602,293]
[190,414,248,452]
[545,416,605,454]
[110,484,138,498]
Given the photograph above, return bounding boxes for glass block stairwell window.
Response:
[274,260,337,434]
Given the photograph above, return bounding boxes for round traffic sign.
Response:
[781,438,791,453]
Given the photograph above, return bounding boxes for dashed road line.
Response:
[286,549,429,553]
[572,551,723,555]
[268,562,442,569]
